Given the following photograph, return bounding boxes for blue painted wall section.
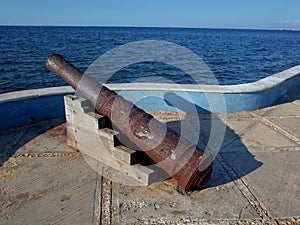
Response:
[115,73,300,113]
[221,74,300,113]
[0,95,66,130]
[0,71,299,130]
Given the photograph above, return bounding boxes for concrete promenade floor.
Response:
[0,92,299,225]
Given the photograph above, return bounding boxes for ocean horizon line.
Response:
[0,24,294,32]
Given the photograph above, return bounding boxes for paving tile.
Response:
[267,117,300,140]
[222,122,297,153]
[219,151,263,182]
[14,123,75,155]
[0,156,97,225]
[168,117,255,153]
[221,151,300,218]
[260,102,300,117]
[206,119,256,153]
[294,99,300,106]
[0,126,30,154]
[1,99,300,224]
[223,119,255,138]
[0,118,74,157]
[113,159,260,224]
[219,112,255,120]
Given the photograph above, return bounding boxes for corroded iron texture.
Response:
[46,54,213,191]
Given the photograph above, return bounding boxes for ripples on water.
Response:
[0,26,300,94]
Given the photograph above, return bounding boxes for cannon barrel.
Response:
[45,54,213,191]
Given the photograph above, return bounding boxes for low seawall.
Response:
[0,65,299,130]
[0,87,74,130]
[107,65,300,113]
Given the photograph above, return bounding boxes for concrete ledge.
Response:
[105,65,300,113]
[0,86,74,104]
[0,65,299,130]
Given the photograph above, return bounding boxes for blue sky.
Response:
[1,0,300,29]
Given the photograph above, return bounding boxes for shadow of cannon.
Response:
[163,92,263,189]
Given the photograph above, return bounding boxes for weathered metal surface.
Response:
[45,54,213,191]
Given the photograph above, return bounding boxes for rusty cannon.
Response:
[45,54,213,191]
